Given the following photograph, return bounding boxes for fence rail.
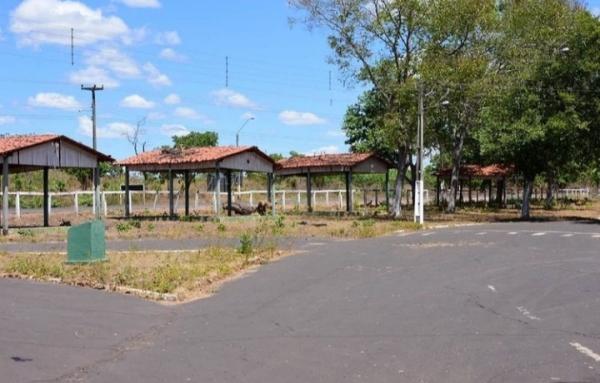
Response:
[2,187,589,219]
[0,189,431,218]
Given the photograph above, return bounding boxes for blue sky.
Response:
[1,1,599,161]
[0,0,363,159]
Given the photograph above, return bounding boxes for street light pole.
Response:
[81,84,104,220]
[414,81,425,224]
[236,117,255,193]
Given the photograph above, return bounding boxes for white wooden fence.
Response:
[1,188,430,218]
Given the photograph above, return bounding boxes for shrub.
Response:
[238,233,253,260]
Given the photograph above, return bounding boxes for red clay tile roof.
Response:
[276,153,387,170]
[436,164,513,178]
[118,146,272,167]
[0,134,113,161]
[0,134,59,156]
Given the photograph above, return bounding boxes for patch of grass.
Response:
[17,229,35,238]
[0,246,283,301]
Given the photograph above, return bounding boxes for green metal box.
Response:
[66,220,107,264]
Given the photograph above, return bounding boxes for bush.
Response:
[238,233,253,259]
[116,222,131,233]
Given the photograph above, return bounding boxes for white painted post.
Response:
[249,192,254,207]
[282,191,286,211]
[194,191,199,210]
[325,191,329,207]
[74,192,79,215]
[313,191,316,208]
[297,191,301,206]
[339,191,343,210]
[213,191,217,213]
[92,191,96,215]
[128,190,133,214]
[47,193,52,218]
[102,192,108,217]
[153,191,159,210]
[15,192,20,219]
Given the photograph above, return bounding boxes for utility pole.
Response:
[414,81,425,224]
[81,84,104,220]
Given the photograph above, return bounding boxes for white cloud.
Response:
[164,93,181,105]
[174,107,199,119]
[159,48,186,62]
[70,66,120,88]
[161,124,189,137]
[155,31,181,45]
[78,116,134,138]
[305,145,340,155]
[278,110,326,126]
[85,47,140,78]
[119,0,160,8]
[28,92,81,110]
[174,107,213,124]
[143,62,171,86]
[212,88,259,110]
[0,115,16,125]
[10,0,129,46]
[120,94,155,109]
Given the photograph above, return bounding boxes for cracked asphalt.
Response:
[2,221,600,382]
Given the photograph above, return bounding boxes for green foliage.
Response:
[172,131,218,149]
[217,223,226,233]
[238,233,254,258]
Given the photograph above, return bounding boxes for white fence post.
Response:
[297,192,301,206]
[153,191,159,210]
[282,191,286,210]
[102,192,108,217]
[339,191,343,210]
[325,191,330,207]
[15,192,20,219]
[74,192,79,215]
[194,191,199,210]
[128,191,133,214]
[48,193,52,217]
[249,192,254,207]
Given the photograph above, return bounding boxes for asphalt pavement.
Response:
[2,220,600,382]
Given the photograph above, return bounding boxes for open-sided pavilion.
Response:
[0,134,113,234]
[435,164,513,206]
[117,146,276,218]
[275,153,392,213]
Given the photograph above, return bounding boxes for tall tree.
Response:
[290,0,426,218]
[480,1,599,218]
[421,0,497,212]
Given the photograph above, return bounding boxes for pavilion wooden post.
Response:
[2,157,9,235]
[488,180,493,205]
[345,170,353,213]
[468,176,473,204]
[384,170,390,210]
[267,173,273,203]
[168,168,175,219]
[226,170,233,217]
[43,167,49,227]
[184,170,190,217]
[306,171,313,213]
[270,173,276,216]
[459,179,464,205]
[124,167,131,218]
[215,166,221,216]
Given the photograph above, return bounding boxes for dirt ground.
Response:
[2,199,598,244]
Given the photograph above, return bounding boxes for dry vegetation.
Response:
[0,246,284,302]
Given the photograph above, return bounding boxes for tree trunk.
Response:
[391,150,409,219]
[495,179,504,206]
[446,129,466,213]
[521,176,535,219]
